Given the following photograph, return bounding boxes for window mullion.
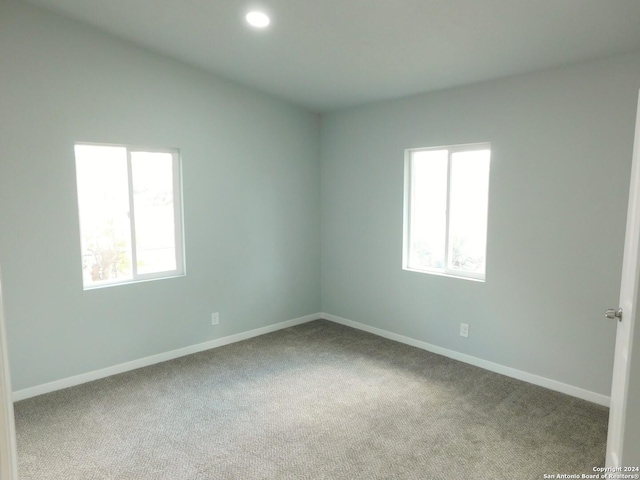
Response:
[172,152,184,273]
[444,151,453,274]
[406,155,415,267]
[126,149,139,279]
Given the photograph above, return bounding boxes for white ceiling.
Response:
[24,0,640,112]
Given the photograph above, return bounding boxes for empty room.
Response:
[1,0,640,478]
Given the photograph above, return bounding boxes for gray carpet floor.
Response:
[14,320,608,479]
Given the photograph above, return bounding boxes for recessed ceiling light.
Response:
[246,11,270,28]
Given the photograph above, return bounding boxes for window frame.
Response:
[74,142,185,290]
[402,142,491,282]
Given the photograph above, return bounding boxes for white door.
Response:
[0,266,18,479]
[606,90,640,468]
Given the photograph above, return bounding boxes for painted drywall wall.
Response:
[0,0,321,390]
[321,54,640,396]
[1,0,639,402]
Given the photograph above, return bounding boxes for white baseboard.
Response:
[13,313,321,402]
[322,312,611,407]
[14,312,610,407]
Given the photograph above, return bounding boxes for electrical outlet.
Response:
[460,323,469,338]
[211,312,219,326]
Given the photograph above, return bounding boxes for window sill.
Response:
[402,267,485,283]
[82,272,185,291]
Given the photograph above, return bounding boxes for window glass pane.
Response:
[130,151,177,275]
[409,150,448,270]
[75,145,133,287]
[448,150,490,274]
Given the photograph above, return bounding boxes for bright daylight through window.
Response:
[403,143,491,281]
[74,143,184,289]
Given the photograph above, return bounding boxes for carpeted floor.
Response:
[14,320,608,479]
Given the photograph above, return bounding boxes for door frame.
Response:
[0,266,18,479]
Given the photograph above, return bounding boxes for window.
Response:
[403,143,491,281]
[74,143,184,289]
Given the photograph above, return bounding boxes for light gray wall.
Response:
[321,54,640,396]
[0,0,321,391]
[2,0,639,400]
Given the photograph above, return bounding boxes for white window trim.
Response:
[402,142,490,282]
[75,142,186,290]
